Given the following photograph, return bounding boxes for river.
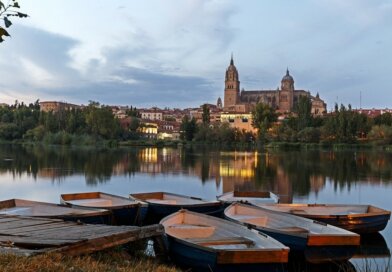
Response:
[0,144,390,271]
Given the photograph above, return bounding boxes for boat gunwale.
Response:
[224,203,360,245]
[167,234,289,264]
[60,192,142,210]
[217,191,279,203]
[129,191,221,207]
[0,198,111,217]
[256,203,391,219]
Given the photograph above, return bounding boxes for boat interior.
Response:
[61,192,137,208]
[225,203,356,235]
[256,204,387,216]
[162,210,285,250]
[131,192,214,205]
[0,199,105,216]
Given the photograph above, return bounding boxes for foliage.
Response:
[295,95,312,130]
[252,103,277,143]
[201,104,210,125]
[322,104,371,143]
[0,0,28,42]
[126,106,140,118]
[180,115,197,141]
[84,102,121,139]
[368,125,392,145]
[374,112,392,126]
[297,127,320,143]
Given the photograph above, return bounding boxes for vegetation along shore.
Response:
[2,99,392,148]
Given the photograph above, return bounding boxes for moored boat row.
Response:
[0,190,390,270]
[161,209,289,271]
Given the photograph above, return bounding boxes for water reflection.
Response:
[1,145,392,199]
[0,144,392,270]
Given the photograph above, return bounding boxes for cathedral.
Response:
[223,56,327,116]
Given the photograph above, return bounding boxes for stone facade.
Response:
[39,101,81,112]
[223,56,327,116]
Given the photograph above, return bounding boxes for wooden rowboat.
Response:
[254,203,391,234]
[224,202,360,263]
[217,191,279,206]
[0,198,111,224]
[61,192,147,226]
[161,209,289,271]
[129,192,223,221]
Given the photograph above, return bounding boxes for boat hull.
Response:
[256,204,391,234]
[110,205,147,225]
[294,213,390,234]
[147,202,223,222]
[259,229,357,263]
[61,192,147,226]
[0,199,112,225]
[165,235,287,272]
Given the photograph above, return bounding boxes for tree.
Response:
[0,0,28,43]
[180,115,198,141]
[202,104,210,125]
[252,103,277,143]
[295,95,312,131]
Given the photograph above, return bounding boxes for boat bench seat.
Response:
[290,209,307,215]
[188,236,254,246]
[231,215,268,227]
[275,226,309,233]
[168,224,215,239]
[148,199,177,205]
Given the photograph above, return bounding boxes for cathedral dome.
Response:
[282,69,294,82]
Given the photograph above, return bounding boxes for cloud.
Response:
[0,24,220,107]
[1,1,392,110]
[37,65,215,108]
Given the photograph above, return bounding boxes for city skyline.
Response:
[1,0,391,110]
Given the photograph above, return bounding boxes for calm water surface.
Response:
[0,144,391,271]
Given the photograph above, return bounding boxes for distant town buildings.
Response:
[39,101,81,112]
[36,57,375,136]
[354,108,392,118]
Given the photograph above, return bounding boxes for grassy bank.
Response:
[4,138,392,151]
[0,250,180,272]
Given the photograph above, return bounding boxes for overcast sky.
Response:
[1,0,391,110]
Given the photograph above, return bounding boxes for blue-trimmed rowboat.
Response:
[0,198,111,224]
[224,202,360,263]
[60,192,147,225]
[161,209,289,272]
[217,191,279,207]
[129,192,223,221]
[254,203,391,234]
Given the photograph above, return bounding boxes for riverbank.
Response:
[0,250,179,272]
[4,138,392,151]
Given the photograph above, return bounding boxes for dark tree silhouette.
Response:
[0,0,28,42]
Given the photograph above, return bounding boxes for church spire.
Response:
[286,67,290,76]
[230,53,234,65]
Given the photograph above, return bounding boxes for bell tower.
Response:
[224,54,240,108]
[279,68,294,112]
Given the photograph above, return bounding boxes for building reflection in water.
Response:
[2,145,392,203]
